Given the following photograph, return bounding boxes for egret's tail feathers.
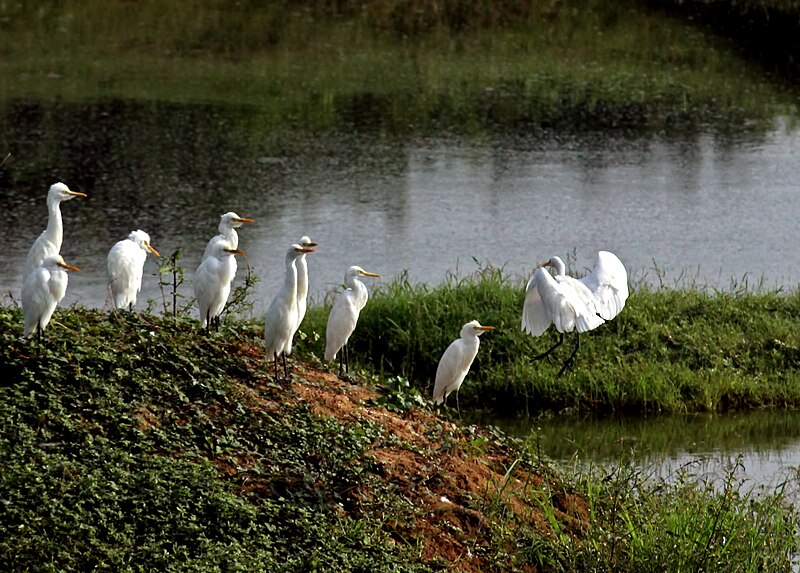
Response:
[577,312,605,333]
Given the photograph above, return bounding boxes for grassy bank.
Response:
[300,268,800,416]
[0,1,796,133]
[651,0,800,81]
[1,305,798,571]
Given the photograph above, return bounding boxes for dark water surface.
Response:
[487,411,800,493]
[2,100,800,315]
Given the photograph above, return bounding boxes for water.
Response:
[491,411,800,488]
[2,100,800,317]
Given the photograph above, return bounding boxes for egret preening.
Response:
[22,254,80,344]
[295,235,318,332]
[107,230,160,310]
[202,212,254,261]
[521,251,628,376]
[433,320,494,416]
[25,182,87,276]
[264,243,316,380]
[194,240,245,331]
[324,265,380,377]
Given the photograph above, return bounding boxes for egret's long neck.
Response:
[350,278,368,310]
[296,255,309,300]
[45,197,64,251]
[550,256,566,277]
[282,257,299,310]
[222,226,239,250]
[462,334,480,353]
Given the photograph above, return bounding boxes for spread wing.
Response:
[579,251,629,320]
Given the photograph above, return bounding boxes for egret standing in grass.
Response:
[522,250,628,376]
[194,240,245,331]
[264,242,316,380]
[22,254,80,344]
[106,230,160,310]
[295,235,318,333]
[433,320,494,415]
[202,212,254,261]
[324,265,380,377]
[25,182,86,276]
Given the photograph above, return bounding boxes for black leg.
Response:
[532,332,564,361]
[344,343,350,374]
[282,353,289,381]
[557,331,580,377]
[455,389,461,419]
[273,352,279,382]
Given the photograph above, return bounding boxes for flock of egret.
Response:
[20,182,629,409]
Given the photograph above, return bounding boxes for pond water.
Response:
[483,410,800,495]
[2,100,800,317]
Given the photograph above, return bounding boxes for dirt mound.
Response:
[288,363,588,572]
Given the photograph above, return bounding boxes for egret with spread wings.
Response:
[521,251,628,376]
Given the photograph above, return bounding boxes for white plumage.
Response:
[324,265,380,375]
[194,240,244,329]
[521,251,628,375]
[433,320,494,412]
[22,254,80,340]
[201,212,253,261]
[264,243,316,378]
[107,230,160,310]
[25,182,86,276]
[295,235,318,334]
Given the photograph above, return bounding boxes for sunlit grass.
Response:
[301,267,800,416]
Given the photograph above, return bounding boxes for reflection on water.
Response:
[2,99,800,317]
[486,410,800,492]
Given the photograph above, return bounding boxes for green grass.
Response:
[0,1,795,134]
[301,267,800,416]
[1,304,798,571]
[523,454,799,572]
[0,308,428,571]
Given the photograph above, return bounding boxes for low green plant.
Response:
[156,249,189,317]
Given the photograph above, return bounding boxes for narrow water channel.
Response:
[484,410,800,494]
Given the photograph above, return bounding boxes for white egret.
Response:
[264,243,316,380]
[106,230,161,310]
[25,182,87,276]
[433,320,494,415]
[22,254,80,343]
[295,235,319,332]
[202,212,254,261]
[521,251,628,376]
[324,265,380,377]
[194,240,245,331]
